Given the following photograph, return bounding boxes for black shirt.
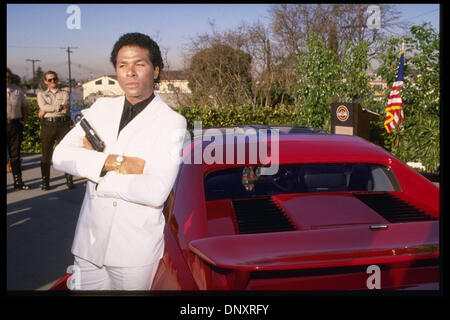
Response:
[118,93,155,134]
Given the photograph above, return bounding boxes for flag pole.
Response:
[392,39,406,149]
[385,38,406,136]
[399,38,405,56]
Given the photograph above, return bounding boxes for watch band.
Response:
[114,155,124,173]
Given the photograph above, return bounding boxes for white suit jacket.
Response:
[52,94,187,267]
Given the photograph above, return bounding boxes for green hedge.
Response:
[21,98,41,154]
[178,104,331,131]
[383,114,440,174]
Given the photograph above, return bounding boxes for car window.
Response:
[204,163,400,201]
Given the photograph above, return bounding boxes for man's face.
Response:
[44,74,58,90]
[6,72,11,87]
[116,45,159,105]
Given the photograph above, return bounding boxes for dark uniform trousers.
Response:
[40,116,72,180]
[6,119,25,176]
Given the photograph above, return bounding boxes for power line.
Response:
[45,61,71,68]
[70,60,106,75]
[61,46,78,99]
[8,45,61,49]
[405,9,439,21]
[25,59,41,79]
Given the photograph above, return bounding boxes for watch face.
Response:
[116,156,124,163]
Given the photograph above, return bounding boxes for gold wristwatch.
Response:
[114,155,124,173]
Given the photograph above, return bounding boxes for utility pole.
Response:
[26,59,41,93]
[61,46,78,103]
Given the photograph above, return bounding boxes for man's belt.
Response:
[43,116,69,122]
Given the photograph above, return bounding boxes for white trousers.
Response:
[71,256,159,290]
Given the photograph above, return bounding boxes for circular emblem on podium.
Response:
[336,105,349,122]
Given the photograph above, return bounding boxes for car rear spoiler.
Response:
[49,273,71,291]
[189,221,439,272]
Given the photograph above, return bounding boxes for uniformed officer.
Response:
[6,68,30,190]
[37,71,75,190]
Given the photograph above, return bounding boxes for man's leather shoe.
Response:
[13,175,31,190]
[65,174,75,189]
[41,176,50,190]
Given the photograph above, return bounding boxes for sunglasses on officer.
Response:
[46,77,58,82]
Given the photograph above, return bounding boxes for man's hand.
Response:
[102,154,145,175]
[82,136,94,150]
[63,103,70,113]
[38,110,45,119]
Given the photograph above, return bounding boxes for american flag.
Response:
[384,48,405,134]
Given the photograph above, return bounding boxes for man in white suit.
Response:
[52,32,187,290]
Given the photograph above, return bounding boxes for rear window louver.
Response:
[232,197,296,234]
[354,193,436,223]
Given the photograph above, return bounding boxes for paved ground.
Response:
[7,154,86,291]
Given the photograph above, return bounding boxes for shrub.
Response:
[21,98,41,154]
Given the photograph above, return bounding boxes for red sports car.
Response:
[51,126,439,291]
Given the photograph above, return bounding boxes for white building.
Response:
[81,71,191,107]
[155,79,190,94]
[82,72,191,96]
[156,70,191,94]
[82,75,123,100]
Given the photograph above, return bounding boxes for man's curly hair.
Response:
[110,32,164,83]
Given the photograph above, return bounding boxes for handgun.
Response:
[79,118,105,152]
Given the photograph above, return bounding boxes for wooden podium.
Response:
[331,103,379,140]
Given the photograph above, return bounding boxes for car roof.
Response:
[180,126,393,172]
[189,125,327,137]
